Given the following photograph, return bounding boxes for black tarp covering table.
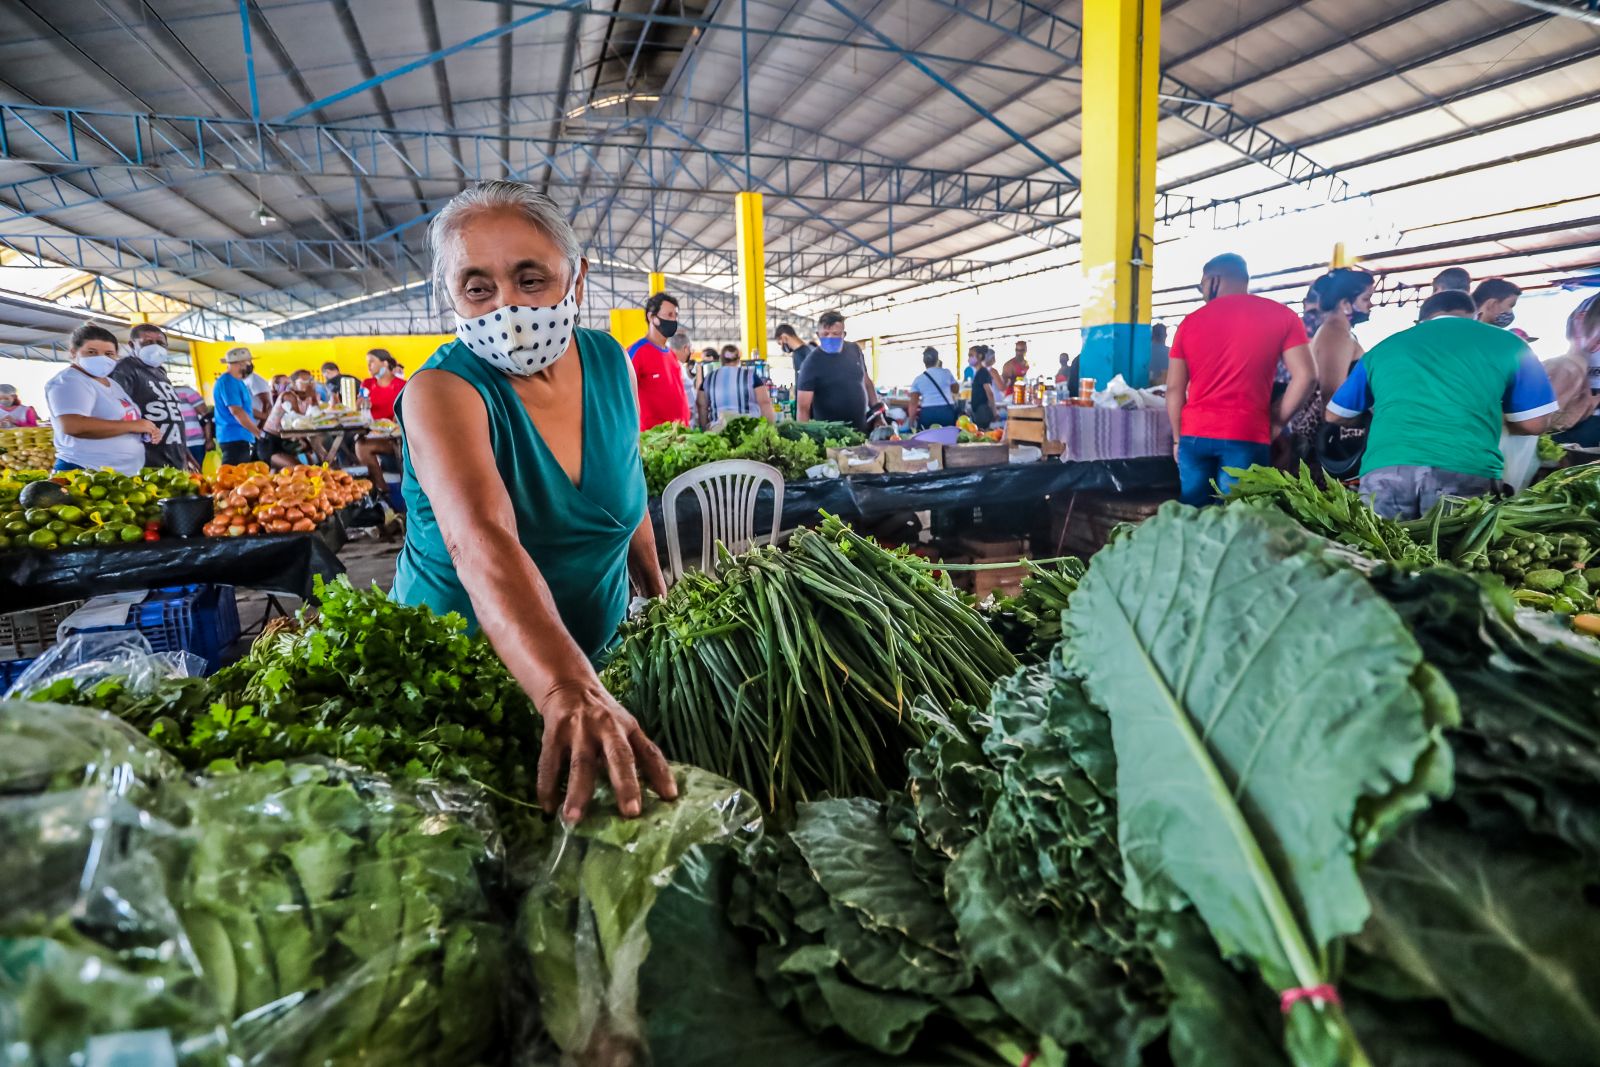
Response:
[0,521,347,612]
[650,456,1178,547]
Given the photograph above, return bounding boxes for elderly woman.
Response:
[43,324,158,475]
[392,180,675,822]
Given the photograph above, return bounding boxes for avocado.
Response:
[18,480,71,509]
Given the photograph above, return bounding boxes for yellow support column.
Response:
[609,308,647,351]
[734,192,767,359]
[1080,0,1161,387]
[1330,243,1351,269]
[647,271,666,295]
[955,314,964,363]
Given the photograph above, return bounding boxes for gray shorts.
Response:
[1359,465,1497,521]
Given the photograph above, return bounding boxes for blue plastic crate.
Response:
[73,585,241,675]
[0,656,36,691]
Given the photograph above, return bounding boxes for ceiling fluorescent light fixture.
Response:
[565,93,661,120]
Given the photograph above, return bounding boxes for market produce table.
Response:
[278,423,381,465]
[651,455,1177,546]
[0,519,347,611]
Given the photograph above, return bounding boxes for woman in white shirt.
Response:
[909,347,960,429]
[44,324,158,476]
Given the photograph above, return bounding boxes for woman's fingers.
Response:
[563,739,599,824]
[601,727,642,817]
[630,726,678,802]
[536,717,565,815]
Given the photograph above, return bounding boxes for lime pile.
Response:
[0,468,204,551]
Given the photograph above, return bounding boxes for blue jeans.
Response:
[1178,435,1271,506]
[53,460,86,473]
[918,403,957,429]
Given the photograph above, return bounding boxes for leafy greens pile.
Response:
[729,656,1291,1067]
[1066,502,1455,1065]
[604,514,1017,817]
[640,418,867,495]
[28,576,544,812]
[1226,464,1439,567]
[982,557,1087,661]
[0,702,511,1066]
[1230,461,1600,617]
[1344,567,1600,1065]
[640,423,732,495]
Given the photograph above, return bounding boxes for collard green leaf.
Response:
[946,837,1163,1067]
[1355,814,1600,1066]
[1151,913,1290,1067]
[641,847,958,1067]
[1342,990,1539,1067]
[791,798,963,963]
[1066,504,1449,1059]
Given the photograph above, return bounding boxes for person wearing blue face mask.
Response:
[44,324,158,476]
[796,309,875,431]
[391,179,676,824]
[110,322,196,470]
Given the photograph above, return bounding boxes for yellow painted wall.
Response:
[189,335,454,393]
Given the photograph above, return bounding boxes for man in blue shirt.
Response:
[212,347,264,465]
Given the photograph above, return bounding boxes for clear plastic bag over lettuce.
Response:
[518,765,761,1065]
[0,700,225,1066]
[0,700,514,1067]
[6,630,206,700]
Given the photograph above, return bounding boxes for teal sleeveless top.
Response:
[391,328,645,660]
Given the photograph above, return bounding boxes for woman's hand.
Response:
[130,418,160,438]
[536,677,678,822]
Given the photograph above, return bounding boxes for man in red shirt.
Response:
[628,292,691,430]
[1166,253,1314,506]
[1002,339,1030,395]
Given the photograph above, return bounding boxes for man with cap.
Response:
[213,347,265,465]
[111,323,196,470]
[0,384,39,428]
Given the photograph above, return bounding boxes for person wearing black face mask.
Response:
[1286,267,1375,467]
[628,291,691,429]
[775,323,815,379]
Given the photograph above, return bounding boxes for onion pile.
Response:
[202,463,373,538]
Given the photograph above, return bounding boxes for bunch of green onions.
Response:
[606,515,1017,818]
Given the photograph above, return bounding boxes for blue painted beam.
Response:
[238,0,261,123]
[279,0,586,122]
[817,0,1077,185]
[921,0,1352,203]
[458,0,1084,85]
[0,104,1085,226]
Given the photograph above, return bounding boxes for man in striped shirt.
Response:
[698,344,775,426]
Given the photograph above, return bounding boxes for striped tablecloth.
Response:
[1044,406,1173,461]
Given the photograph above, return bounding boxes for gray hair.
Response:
[428,180,583,310]
[667,333,691,352]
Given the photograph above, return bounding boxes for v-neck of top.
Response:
[507,337,594,495]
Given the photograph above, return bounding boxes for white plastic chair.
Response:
[661,459,784,583]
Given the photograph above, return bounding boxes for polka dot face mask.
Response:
[455,286,579,376]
